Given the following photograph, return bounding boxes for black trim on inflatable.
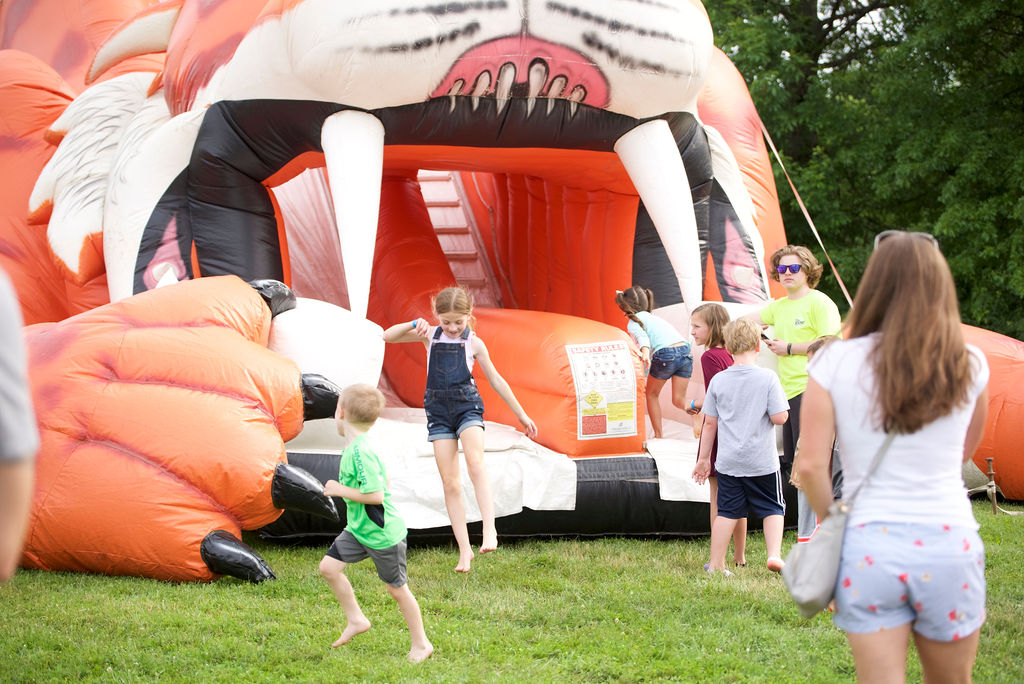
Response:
[133,170,194,294]
[133,97,721,300]
[705,179,766,304]
[259,451,797,544]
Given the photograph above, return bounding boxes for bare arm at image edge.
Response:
[0,271,39,582]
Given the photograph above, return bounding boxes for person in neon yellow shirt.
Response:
[744,245,841,485]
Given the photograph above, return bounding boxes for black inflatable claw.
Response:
[301,373,342,420]
[271,462,340,521]
[200,530,276,583]
[247,279,297,317]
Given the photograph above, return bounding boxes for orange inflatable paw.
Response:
[21,276,339,582]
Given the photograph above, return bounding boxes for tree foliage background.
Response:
[706,1,1024,339]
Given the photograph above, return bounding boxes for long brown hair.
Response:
[845,234,973,433]
[691,302,729,349]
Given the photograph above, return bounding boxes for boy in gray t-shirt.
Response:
[693,318,789,575]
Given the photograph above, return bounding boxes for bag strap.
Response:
[842,432,896,508]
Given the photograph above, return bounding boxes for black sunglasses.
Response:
[873,230,939,250]
[775,264,803,274]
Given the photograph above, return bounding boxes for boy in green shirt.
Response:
[318,384,433,663]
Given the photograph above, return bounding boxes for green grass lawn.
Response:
[2,500,1022,683]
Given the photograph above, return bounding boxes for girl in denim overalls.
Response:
[384,287,537,572]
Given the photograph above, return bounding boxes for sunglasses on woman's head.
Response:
[873,230,939,250]
[776,264,803,274]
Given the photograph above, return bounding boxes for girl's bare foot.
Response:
[332,618,371,647]
[409,642,434,663]
[455,549,474,572]
[480,532,498,554]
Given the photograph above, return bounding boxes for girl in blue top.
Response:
[615,286,693,439]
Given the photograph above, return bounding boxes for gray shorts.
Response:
[326,530,408,587]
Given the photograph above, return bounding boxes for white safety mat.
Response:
[287,409,577,530]
[288,412,712,529]
[644,431,711,503]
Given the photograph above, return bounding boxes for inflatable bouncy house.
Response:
[2,0,1022,582]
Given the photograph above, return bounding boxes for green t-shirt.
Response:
[760,290,841,399]
[338,433,407,549]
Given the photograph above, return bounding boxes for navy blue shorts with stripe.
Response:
[716,471,786,519]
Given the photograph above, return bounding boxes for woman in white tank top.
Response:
[797,231,989,683]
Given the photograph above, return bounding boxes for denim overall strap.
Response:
[425,326,474,390]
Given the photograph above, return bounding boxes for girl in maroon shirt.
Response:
[687,303,747,567]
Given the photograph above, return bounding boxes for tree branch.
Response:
[820,35,902,70]
[827,0,897,45]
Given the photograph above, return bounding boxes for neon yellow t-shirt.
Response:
[760,290,841,399]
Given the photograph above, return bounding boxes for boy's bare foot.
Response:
[331,619,371,647]
[408,642,434,663]
[766,556,785,573]
[455,549,474,572]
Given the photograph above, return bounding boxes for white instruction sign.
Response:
[565,341,637,440]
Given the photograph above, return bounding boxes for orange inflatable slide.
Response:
[2,0,1022,582]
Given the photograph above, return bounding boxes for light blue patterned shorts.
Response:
[832,522,985,642]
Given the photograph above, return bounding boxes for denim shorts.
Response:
[833,522,986,641]
[424,387,485,441]
[649,344,693,380]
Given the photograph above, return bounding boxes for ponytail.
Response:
[615,286,654,329]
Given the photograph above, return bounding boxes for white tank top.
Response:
[426,327,476,373]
